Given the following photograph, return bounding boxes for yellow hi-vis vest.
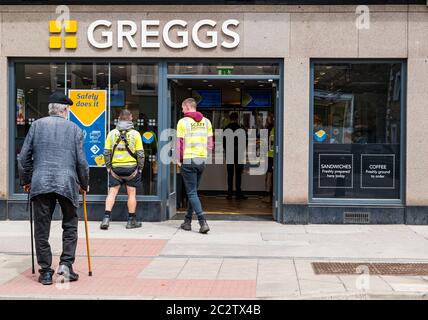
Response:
[268,127,275,158]
[177,117,213,159]
[105,129,144,167]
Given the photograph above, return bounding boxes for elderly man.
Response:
[18,92,89,285]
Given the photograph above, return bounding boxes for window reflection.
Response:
[313,63,401,145]
[14,63,66,193]
[312,62,402,200]
[67,63,109,195]
[110,64,158,195]
[14,62,159,196]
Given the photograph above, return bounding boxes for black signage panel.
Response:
[313,144,400,199]
[361,154,395,189]
[318,154,353,189]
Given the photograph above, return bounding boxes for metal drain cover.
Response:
[312,262,428,276]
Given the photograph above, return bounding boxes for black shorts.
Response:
[109,166,141,188]
[267,157,274,173]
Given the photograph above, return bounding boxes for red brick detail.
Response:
[0,257,256,298]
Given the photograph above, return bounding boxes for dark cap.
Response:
[48,91,74,106]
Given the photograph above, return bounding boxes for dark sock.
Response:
[104,211,111,217]
[128,213,136,218]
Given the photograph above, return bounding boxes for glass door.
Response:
[273,80,280,220]
[166,80,177,218]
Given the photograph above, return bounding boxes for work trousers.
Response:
[32,193,78,272]
[227,164,244,196]
[180,159,206,220]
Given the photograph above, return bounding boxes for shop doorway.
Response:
[168,77,280,220]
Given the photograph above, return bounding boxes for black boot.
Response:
[100,214,110,230]
[198,217,210,234]
[180,217,192,231]
[236,193,248,200]
[126,215,142,229]
[38,269,54,285]
[57,264,79,282]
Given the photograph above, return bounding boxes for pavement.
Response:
[0,219,428,300]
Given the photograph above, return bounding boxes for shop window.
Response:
[67,63,110,195]
[14,62,159,196]
[14,62,66,193]
[110,64,158,195]
[312,62,403,200]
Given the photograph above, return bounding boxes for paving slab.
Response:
[256,259,300,298]
[380,276,428,292]
[170,229,264,245]
[338,275,394,293]
[161,243,305,258]
[138,258,188,279]
[0,236,64,255]
[177,258,223,280]
[261,232,311,245]
[0,221,61,237]
[0,254,32,285]
[187,221,303,233]
[294,261,347,297]
[298,279,346,296]
[78,221,179,240]
[217,258,258,280]
[305,225,373,234]
[408,226,428,240]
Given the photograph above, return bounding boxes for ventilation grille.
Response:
[343,212,370,224]
[312,262,428,276]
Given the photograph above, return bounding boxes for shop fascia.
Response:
[87,19,240,49]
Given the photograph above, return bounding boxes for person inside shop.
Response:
[18,92,89,285]
[100,109,145,230]
[263,112,275,204]
[223,112,248,200]
[177,98,213,234]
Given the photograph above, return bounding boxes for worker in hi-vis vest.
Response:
[263,112,275,204]
[100,109,145,230]
[177,98,214,234]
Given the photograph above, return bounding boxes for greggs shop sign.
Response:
[49,19,240,50]
[88,19,240,49]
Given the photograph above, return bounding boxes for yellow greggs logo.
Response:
[49,20,78,49]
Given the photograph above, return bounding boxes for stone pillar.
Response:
[406,10,428,208]
[283,58,310,205]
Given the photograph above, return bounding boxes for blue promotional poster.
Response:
[68,89,107,167]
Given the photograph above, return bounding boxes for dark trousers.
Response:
[180,160,205,220]
[227,164,244,196]
[32,193,78,272]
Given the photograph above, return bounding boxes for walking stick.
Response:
[26,192,35,275]
[82,191,93,276]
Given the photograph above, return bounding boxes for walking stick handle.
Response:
[83,191,93,276]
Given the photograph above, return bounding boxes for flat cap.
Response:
[48,91,74,106]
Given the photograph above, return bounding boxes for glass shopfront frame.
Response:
[9,58,162,203]
[309,59,406,205]
[8,58,284,222]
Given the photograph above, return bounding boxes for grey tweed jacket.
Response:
[18,115,90,207]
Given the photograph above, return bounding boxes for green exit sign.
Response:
[217,68,234,75]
